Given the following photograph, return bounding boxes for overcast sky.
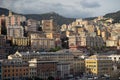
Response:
[0,0,120,18]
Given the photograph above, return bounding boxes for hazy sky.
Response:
[0,0,120,18]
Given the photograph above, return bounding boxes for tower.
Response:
[8,10,12,17]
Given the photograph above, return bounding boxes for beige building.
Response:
[85,25,95,33]
[27,31,55,51]
[42,19,57,33]
[7,25,24,40]
[106,40,118,47]
[45,32,61,47]
[28,31,46,39]
[0,11,26,36]
[31,38,55,51]
[61,24,68,31]
[69,35,86,50]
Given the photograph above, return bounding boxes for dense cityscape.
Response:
[0,5,120,80]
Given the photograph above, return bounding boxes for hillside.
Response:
[0,7,75,25]
[24,12,76,26]
[0,7,10,15]
[104,11,120,23]
[0,7,120,25]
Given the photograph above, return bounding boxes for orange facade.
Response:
[2,60,29,80]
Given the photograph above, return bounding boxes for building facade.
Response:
[86,36,105,48]
[85,55,113,76]
[12,37,30,46]
[29,59,57,79]
[57,62,70,78]
[31,38,55,51]
[6,11,26,27]
[1,59,29,80]
[69,35,86,50]
[26,19,38,32]
[42,19,57,33]
[7,25,24,40]
[70,58,85,76]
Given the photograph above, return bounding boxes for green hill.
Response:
[24,12,76,26]
[104,11,120,23]
[0,7,120,25]
[0,7,75,26]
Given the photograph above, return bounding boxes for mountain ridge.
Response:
[0,7,120,25]
[104,10,120,23]
[0,7,75,25]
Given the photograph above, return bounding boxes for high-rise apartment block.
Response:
[42,19,57,33]
[7,25,24,40]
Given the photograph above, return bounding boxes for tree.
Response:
[49,47,61,52]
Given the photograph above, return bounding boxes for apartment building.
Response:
[8,50,74,62]
[6,11,26,27]
[70,58,85,75]
[86,36,105,48]
[68,35,86,50]
[42,19,57,33]
[29,59,57,79]
[26,19,38,32]
[12,37,30,46]
[57,62,70,78]
[1,59,29,80]
[85,55,113,76]
[7,25,24,40]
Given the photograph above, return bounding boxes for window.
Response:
[8,70,10,72]
[4,70,7,72]
[8,74,10,77]
[4,75,6,77]
[16,73,18,76]
[16,69,18,72]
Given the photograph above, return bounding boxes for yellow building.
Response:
[85,55,113,76]
[12,37,30,46]
[46,33,53,39]
[97,29,101,36]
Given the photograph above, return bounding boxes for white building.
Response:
[28,58,37,78]
[108,54,120,62]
